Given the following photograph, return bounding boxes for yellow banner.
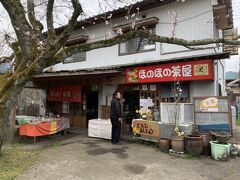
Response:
[50,121,57,134]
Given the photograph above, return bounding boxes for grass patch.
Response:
[50,141,61,149]
[135,139,158,148]
[236,120,240,127]
[0,145,39,180]
[182,153,198,160]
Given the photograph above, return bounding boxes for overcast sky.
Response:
[225,0,240,72]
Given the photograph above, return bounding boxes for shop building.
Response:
[30,0,232,132]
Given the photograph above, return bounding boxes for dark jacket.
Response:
[110,97,122,119]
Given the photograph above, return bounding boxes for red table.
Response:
[19,118,70,143]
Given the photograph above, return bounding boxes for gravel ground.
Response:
[16,133,240,180]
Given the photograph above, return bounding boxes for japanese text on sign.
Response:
[132,120,160,137]
[48,86,82,102]
[139,65,192,79]
[126,59,213,83]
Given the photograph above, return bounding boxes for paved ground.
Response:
[233,126,240,143]
[16,133,240,180]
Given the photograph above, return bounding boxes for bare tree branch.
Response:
[4,34,14,50]
[0,0,33,58]
[60,0,83,36]
[52,29,236,65]
[27,0,43,34]
[46,0,55,42]
[47,0,83,56]
[235,34,240,40]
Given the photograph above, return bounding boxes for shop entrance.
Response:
[86,91,99,127]
[122,91,139,134]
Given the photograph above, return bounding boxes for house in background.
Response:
[0,62,11,74]
[226,72,239,94]
[26,0,233,130]
[226,76,240,107]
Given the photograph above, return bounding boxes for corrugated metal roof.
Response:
[35,69,122,78]
[41,52,229,76]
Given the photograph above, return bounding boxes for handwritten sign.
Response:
[142,85,148,91]
[200,97,219,112]
[132,119,160,138]
[150,85,156,91]
[140,98,154,107]
[126,59,213,83]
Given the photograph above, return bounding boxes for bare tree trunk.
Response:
[0,84,24,155]
[3,108,16,145]
[0,105,7,157]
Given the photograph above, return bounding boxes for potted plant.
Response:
[169,81,185,152]
[171,125,185,152]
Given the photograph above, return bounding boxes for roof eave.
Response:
[36,52,230,78]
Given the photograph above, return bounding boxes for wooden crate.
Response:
[121,121,131,135]
[100,105,110,119]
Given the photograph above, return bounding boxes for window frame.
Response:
[118,26,156,56]
[63,52,86,64]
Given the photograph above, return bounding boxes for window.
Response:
[63,52,86,64]
[161,82,189,103]
[62,102,69,115]
[119,28,156,55]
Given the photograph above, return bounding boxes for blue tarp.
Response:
[198,124,230,133]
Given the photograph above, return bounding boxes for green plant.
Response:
[182,153,198,160]
[0,145,39,179]
[50,142,61,149]
[236,120,240,127]
[136,139,158,149]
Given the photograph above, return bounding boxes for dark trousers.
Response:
[110,118,121,144]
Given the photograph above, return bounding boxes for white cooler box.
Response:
[88,119,112,140]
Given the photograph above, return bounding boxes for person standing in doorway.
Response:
[110,91,122,145]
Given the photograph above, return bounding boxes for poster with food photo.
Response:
[200,97,218,112]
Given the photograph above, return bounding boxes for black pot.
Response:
[194,132,211,155]
[185,135,203,156]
